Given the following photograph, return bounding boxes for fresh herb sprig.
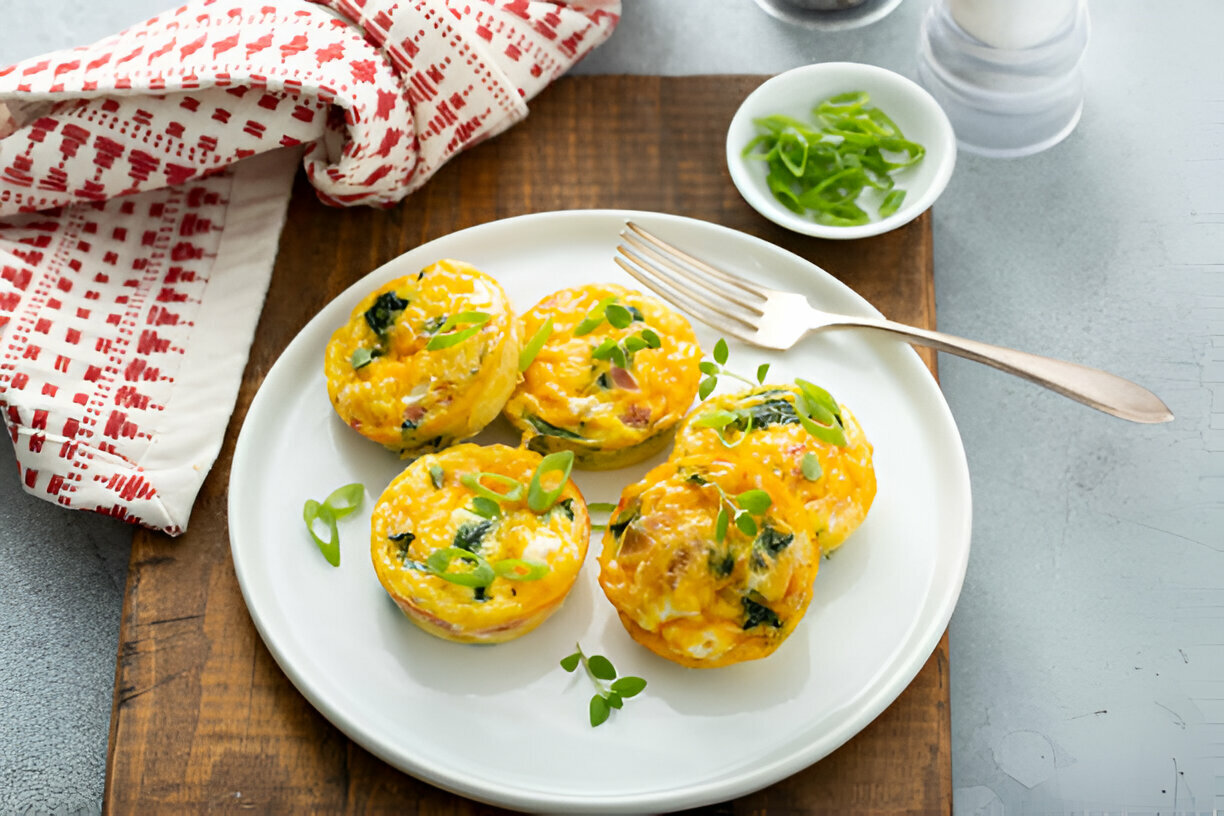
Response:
[302,483,365,567]
[698,338,770,400]
[591,327,661,369]
[573,296,642,337]
[560,644,647,727]
[519,316,554,371]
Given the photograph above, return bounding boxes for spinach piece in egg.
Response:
[390,531,416,564]
[364,291,409,337]
[525,414,584,440]
[609,507,639,540]
[742,596,783,630]
[551,497,575,521]
[707,548,735,578]
[453,519,495,552]
[755,524,793,557]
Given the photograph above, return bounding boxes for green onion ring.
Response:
[426,547,495,588]
[527,450,575,513]
[303,499,341,567]
[493,559,550,581]
[460,472,524,503]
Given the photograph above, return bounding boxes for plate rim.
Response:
[228,208,972,813]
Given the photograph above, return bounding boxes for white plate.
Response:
[229,209,972,814]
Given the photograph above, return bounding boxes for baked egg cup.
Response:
[371,443,590,644]
[504,283,702,470]
[597,455,817,668]
[324,259,522,458]
[673,384,875,555]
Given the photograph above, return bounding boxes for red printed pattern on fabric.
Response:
[0,0,620,532]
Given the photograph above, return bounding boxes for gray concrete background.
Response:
[1,1,1220,813]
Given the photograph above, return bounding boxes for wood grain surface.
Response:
[104,76,949,815]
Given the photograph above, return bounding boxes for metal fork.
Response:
[614,222,1173,424]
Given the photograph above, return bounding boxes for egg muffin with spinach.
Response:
[371,443,589,643]
[673,382,875,555]
[597,455,817,668]
[324,259,521,457]
[504,283,702,470]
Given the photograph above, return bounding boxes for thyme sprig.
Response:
[698,338,770,400]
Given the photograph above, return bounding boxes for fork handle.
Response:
[825,316,1174,424]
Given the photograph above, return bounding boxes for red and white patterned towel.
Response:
[0,0,620,533]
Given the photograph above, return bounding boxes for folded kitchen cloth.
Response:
[0,0,620,534]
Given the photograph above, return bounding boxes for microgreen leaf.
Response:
[605,303,633,329]
[715,507,729,543]
[589,695,610,727]
[801,452,822,481]
[562,643,647,728]
[698,361,720,376]
[714,338,729,365]
[640,328,661,348]
[698,376,717,401]
[586,655,617,681]
[736,489,772,516]
[591,337,618,360]
[519,316,554,372]
[735,513,758,538]
[611,676,647,698]
[756,363,771,384]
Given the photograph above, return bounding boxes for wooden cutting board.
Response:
[104,76,949,814]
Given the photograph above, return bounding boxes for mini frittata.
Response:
[503,283,702,470]
[672,383,876,555]
[371,444,590,644]
[324,259,521,457]
[597,455,818,668]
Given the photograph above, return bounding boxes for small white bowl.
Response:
[726,62,957,240]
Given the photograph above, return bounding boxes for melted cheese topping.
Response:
[673,385,876,554]
[324,259,521,457]
[596,456,817,668]
[503,283,701,469]
[371,444,590,643]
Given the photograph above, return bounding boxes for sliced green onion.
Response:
[879,189,906,218]
[574,297,616,336]
[426,547,495,588]
[303,499,340,567]
[460,471,524,503]
[746,91,924,226]
[425,311,491,350]
[519,316,554,372]
[351,347,380,369]
[793,389,848,447]
[493,559,550,581]
[591,338,618,360]
[428,464,445,489]
[322,483,364,519]
[527,450,575,513]
[801,452,822,481]
[694,410,738,429]
[470,496,501,519]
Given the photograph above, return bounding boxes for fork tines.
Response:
[614,222,765,342]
